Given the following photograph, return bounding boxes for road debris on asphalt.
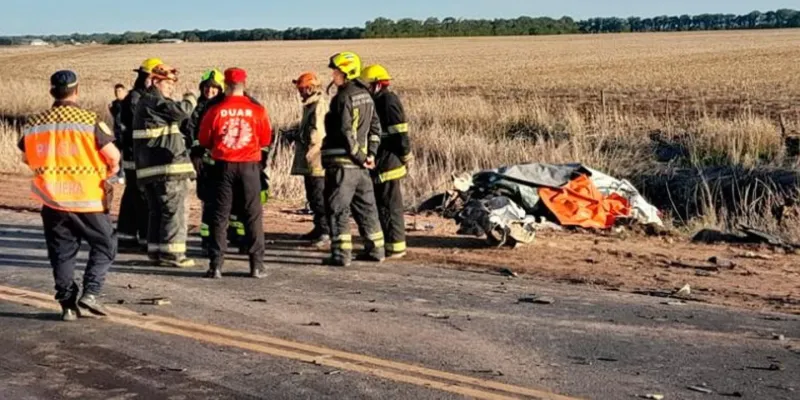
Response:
[668,260,721,272]
[746,363,784,371]
[639,394,664,400]
[304,322,322,327]
[518,295,555,305]
[470,369,504,376]
[160,367,187,372]
[424,313,450,320]
[140,297,171,306]
[498,268,518,277]
[773,333,786,341]
[675,284,691,297]
[736,251,774,260]
[708,256,736,269]
[249,298,268,303]
[687,385,714,394]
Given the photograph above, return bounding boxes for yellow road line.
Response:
[0,284,580,400]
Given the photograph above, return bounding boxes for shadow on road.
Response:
[0,222,326,274]
[0,311,60,321]
[408,235,488,249]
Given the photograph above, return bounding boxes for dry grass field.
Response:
[1,30,799,312]
[2,30,800,225]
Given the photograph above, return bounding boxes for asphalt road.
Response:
[0,209,798,400]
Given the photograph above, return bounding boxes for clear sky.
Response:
[2,0,795,36]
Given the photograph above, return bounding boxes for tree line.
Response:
[1,9,798,45]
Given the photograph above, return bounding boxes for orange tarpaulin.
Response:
[538,174,630,229]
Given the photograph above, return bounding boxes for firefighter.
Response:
[109,83,127,184]
[117,58,161,252]
[361,65,413,259]
[185,69,226,254]
[321,52,385,267]
[188,71,259,254]
[290,72,329,247]
[19,70,120,320]
[132,64,197,268]
[198,67,272,279]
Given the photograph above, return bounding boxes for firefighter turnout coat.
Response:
[321,80,381,168]
[372,88,412,183]
[132,87,196,184]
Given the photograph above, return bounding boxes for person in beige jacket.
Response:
[291,72,330,246]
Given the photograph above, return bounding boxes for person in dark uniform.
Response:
[20,70,120,321]
[185,69,226,254]
[198,68,272,279]
[132,63,197,268]
[117,58,161,252]
[321,52,385,267]
[361,65,413,259]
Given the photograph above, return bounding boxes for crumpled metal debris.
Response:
[457,196,536,247]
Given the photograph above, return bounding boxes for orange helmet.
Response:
[292,72,320,89]
[151,64,179,82]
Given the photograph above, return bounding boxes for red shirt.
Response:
[198,95,272,163]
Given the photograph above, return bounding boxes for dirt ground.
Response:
[1,173,797,315]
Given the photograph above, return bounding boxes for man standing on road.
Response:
[361,65,413,259]
[133,64,197,268]
[117,58,161,252]
[198,68,272,279]
[290,72,329,247]
[321,52,385,267]
[185,69,226,254]
[20,70,120,321]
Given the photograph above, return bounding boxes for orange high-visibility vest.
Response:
[23,105,109,213]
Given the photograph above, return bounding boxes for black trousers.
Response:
[324,168,384,261]
[208,161,264,270]
[198,166,246,245]
[117,169,148,245]
[41,206,116,302]
[375,179,406,254]
[304,176,329,236]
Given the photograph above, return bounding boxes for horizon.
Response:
[1,0,797,36]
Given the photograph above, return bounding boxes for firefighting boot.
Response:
[323,250,352,267]
[77,294,108,317]
[355,247,386,263]
[205,266,222,279]
[387,251,407,260]
[161,255,196,269]
[311,234,331,249]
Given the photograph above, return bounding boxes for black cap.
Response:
[50,70,78,89]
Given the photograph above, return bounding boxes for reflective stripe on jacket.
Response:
[321,80,381,169]
[373,88,412,183]
[23,104,111,213]
[132,86,196,184]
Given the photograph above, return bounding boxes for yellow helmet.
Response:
[200,69,225,90]
[361,64,392,83]
[136,58,164,74]
[328,51,361,81]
